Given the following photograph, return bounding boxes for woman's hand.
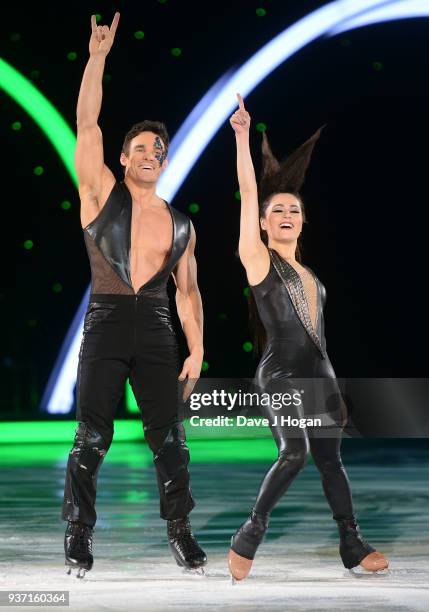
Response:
[230,93,251,135]
[89,12,120,57]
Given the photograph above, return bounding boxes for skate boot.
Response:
[167,516,207,574]
[228,508,269,583]
[64,520,94,578]
[335,515,389,574]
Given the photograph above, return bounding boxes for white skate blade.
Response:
[180,566,206,576]
[348,566,391,577]
[65,562,89,579]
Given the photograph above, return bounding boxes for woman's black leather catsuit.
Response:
[250,247,354,519]
[231,248,377,570]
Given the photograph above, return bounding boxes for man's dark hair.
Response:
[122,120,169,157]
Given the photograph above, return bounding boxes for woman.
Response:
[227,93,389,581]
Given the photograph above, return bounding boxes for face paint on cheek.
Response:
[154,136,167,167]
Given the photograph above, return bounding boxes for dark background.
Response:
[1,0,428,418]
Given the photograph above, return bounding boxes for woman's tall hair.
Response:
[248,125,325,355]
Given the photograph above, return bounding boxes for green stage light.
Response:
[234,190,241,200]
[256,122,267,132]
[125,379,139,413]
[10,33,21,43]
[243,341,253,352]
[188,202,199,214]
[67,52,77,61]
[95,14,102,23]
[201,361,209,372]
[125,489,149,503]
[134,31,145,40]
[11,121,21,130]
[23,239,33,250]
[61,200,71,210]
[52,282,62,293]
[256,8,267,17]
[0,57,77,184]
[0,436,282,466]
[0,422,279,464]
[33,165,44,175]
[373,61,384,71]
[0,420,144,446]
[171,48,182,57]
[243,287,250,297]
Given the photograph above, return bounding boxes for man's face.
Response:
[120,131,168,183]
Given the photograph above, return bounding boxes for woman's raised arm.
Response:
[230,93,269,282]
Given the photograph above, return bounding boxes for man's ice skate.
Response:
[64,520,94,579]
[228,508,269,583]
[167,517,207,575]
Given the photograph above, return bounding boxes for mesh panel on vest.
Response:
[84,231,134,295]
[84,230,171,298]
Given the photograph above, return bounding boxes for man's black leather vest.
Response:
[83,180,191,298]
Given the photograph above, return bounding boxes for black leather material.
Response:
[151,422,195,520]
[167,517,207,569]
[230,508,270,561]
[335,515,376,569]
[251,250,329,372]
[62,422,108,527]
[246,248,357,535]
[269,248,326,358]
[251,248,346,421]
[83,302,118,333]
[64,521,94,570]
[249,250,351,396]
[84,180,191,296]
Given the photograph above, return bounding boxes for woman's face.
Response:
[260,193,303,243]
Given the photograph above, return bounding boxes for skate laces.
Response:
[168,518,202,557]
[69,522,93,554]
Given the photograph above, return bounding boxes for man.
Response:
[62,12,206,577]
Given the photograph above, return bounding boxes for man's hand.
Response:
[230,93,251,135]
[89,12,120,57]
[178,350,203,402]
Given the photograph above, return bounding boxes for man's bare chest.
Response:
[130,204,173,252]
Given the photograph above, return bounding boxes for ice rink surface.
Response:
[1,439,428,611]
[2,549,429,612]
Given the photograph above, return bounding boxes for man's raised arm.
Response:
[75,12,120,227]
